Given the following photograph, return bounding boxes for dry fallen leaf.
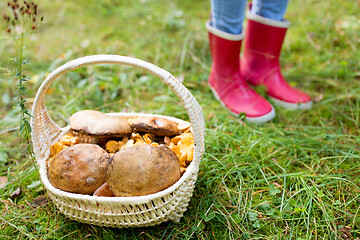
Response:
[31,195,48,207]
[10,187,21,199]
[0,176,8,189]
[338,226,352,239]
[313,93,324,103]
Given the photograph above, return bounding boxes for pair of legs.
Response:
[211,0,289,34]
[207,0,312,123]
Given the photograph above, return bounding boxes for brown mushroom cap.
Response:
[106,144,181,197]
[128,116,180,136]
[48,144,110,194]
[70,110,132,137]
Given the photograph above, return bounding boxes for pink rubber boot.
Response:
[241,13,312,110]
[206,21,275,123]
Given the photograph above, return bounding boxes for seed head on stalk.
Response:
[3,0,44,156]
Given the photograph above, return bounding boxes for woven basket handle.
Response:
[31,55,205,171]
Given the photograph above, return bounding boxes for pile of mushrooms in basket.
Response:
[47,110,194,197]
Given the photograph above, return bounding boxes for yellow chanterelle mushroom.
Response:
[169,132,194,167]
[50,133,79,157]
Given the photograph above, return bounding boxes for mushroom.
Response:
[170,135,182,145]
[177,121,191,132]
[50,133,79,157]
[93,182,115,197]
[123,139,134,149]
[70,110,132,137]
[105,140,121,153]
[150,142,159,147]
[58,133,80,146]
[131,132,146,146]
[180,166,187,175]
[177,132,194,163]
[131,132,143,142]
[169,144,186,166]
[50,142,64,158]
[106,144,181,197]
[164,136,171,146]
[169,132,194,167]
[48,144,110,195]
[128,116,180,136]
[142,133,154,144]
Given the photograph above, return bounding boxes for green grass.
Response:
[1,0,360,239]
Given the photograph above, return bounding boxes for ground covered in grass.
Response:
[0,0,359,239]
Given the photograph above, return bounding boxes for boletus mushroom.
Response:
[70,110,132,137]
[106,144,181,197]
[128,116,181,136]
[93,182,115,197]
[48,144,110,195]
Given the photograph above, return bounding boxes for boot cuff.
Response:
[206,21,244,41]
[247,12,290,28]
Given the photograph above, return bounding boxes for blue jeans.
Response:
[210,0,289,34]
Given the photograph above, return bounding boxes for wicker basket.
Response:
[31,55,205,228]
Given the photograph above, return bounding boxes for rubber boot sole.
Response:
[208,83,276,123]
[269,96,312,110]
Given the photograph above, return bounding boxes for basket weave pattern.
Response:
[31,55,205,227]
